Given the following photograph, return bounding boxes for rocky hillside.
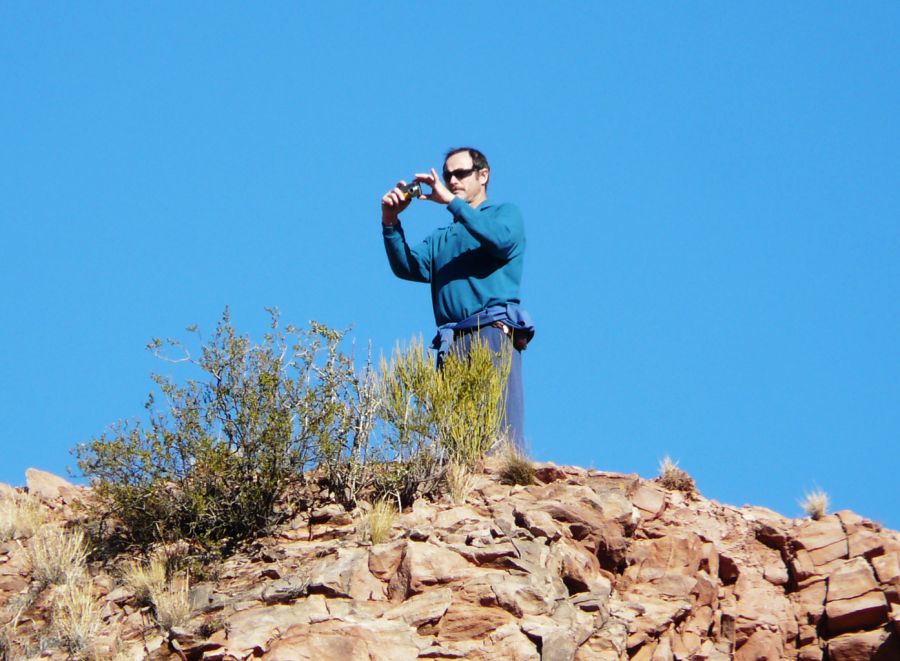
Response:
[1,465,898,660]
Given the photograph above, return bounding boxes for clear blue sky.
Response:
[2,4,897,529]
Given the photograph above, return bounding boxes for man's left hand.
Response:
[414,168,455,205]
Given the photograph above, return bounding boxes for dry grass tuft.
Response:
[656,456,696,493]
[800,488,829,520]
[29,525,88,587]
[122,556,191,629]
[497,443,535,486]
[152,572,191,630]
[0,493,46,542]
[51,578,100,657]
[361,500,397,545]
[121,557,167,607]
[445,461,478,505]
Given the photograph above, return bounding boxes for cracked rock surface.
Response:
[1,465,898,660]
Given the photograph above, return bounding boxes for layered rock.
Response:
[0,465,897,660]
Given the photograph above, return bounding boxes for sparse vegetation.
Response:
[376,335,509,505]
[498,442,536,486]
[121,555,192,629]
[195,616,226,639]
[152,572,192,630]
[51,579,100,658]
[445,461,477,505]
[656,456,696,493]
[29,525,88,587]
[75,310,366,552]
[800,488,829,520]
[362,500,397,544]
[0,493,46,542]
[74,312,514,552]
[121,557,166,607]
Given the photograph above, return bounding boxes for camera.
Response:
[399,181,431,200]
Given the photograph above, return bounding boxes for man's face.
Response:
[443,151,489,204]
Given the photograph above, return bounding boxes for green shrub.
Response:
[75,309,365,552]
[434,334,510,465]
[377,338,446,506]
[76,311,512,550]
[312,342,380,509]
[377,334,510,505]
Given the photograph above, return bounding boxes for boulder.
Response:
[825,590,889,635]
[388,541,472,601]
[25,468,79,502]
[437,602,515,641]
[827,558,879,602]
[826,627,899,661]
[261,618,422,660]
[381,588,452,627]
[734,629,783,660]
[308,547,386,601]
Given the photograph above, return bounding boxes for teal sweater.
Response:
[383,197,525,326]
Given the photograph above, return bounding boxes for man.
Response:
[381,147,534,448]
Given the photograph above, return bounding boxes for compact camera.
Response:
[399,181,431,200]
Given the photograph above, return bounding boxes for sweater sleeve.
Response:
[447,198,524,259]
[382,222,432,283]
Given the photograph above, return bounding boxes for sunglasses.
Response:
[442,166,480,183]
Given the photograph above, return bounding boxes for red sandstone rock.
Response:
[387,540,471,601]
[826,626,899,661]
[261,618,422,660]
[827,557,879,601]
[631,483,666,518]
[382,587,452,627]
[795,516,847,553]
[872,552,899,584]
[825,589,889,634]
[437,602,515,641]
[2,462,900,660]
[24,468,79,503]
[734,629,783,660]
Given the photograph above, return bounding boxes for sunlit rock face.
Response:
[1,465,898,660]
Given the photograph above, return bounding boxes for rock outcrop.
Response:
[1,465,897,660]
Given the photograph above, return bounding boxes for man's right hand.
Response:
[381,180,414,226]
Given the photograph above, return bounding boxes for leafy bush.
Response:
[75,309,366,551]
[76,311,512,550]
[311,341,380,509]
[377,338,446,506]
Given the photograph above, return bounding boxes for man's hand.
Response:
[414,168,455,205]
[381,180,414,226]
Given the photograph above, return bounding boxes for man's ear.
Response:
[478,168,490,187]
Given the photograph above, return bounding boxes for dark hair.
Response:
[444,147,490,188]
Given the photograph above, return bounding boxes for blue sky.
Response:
[2,4,898,529]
